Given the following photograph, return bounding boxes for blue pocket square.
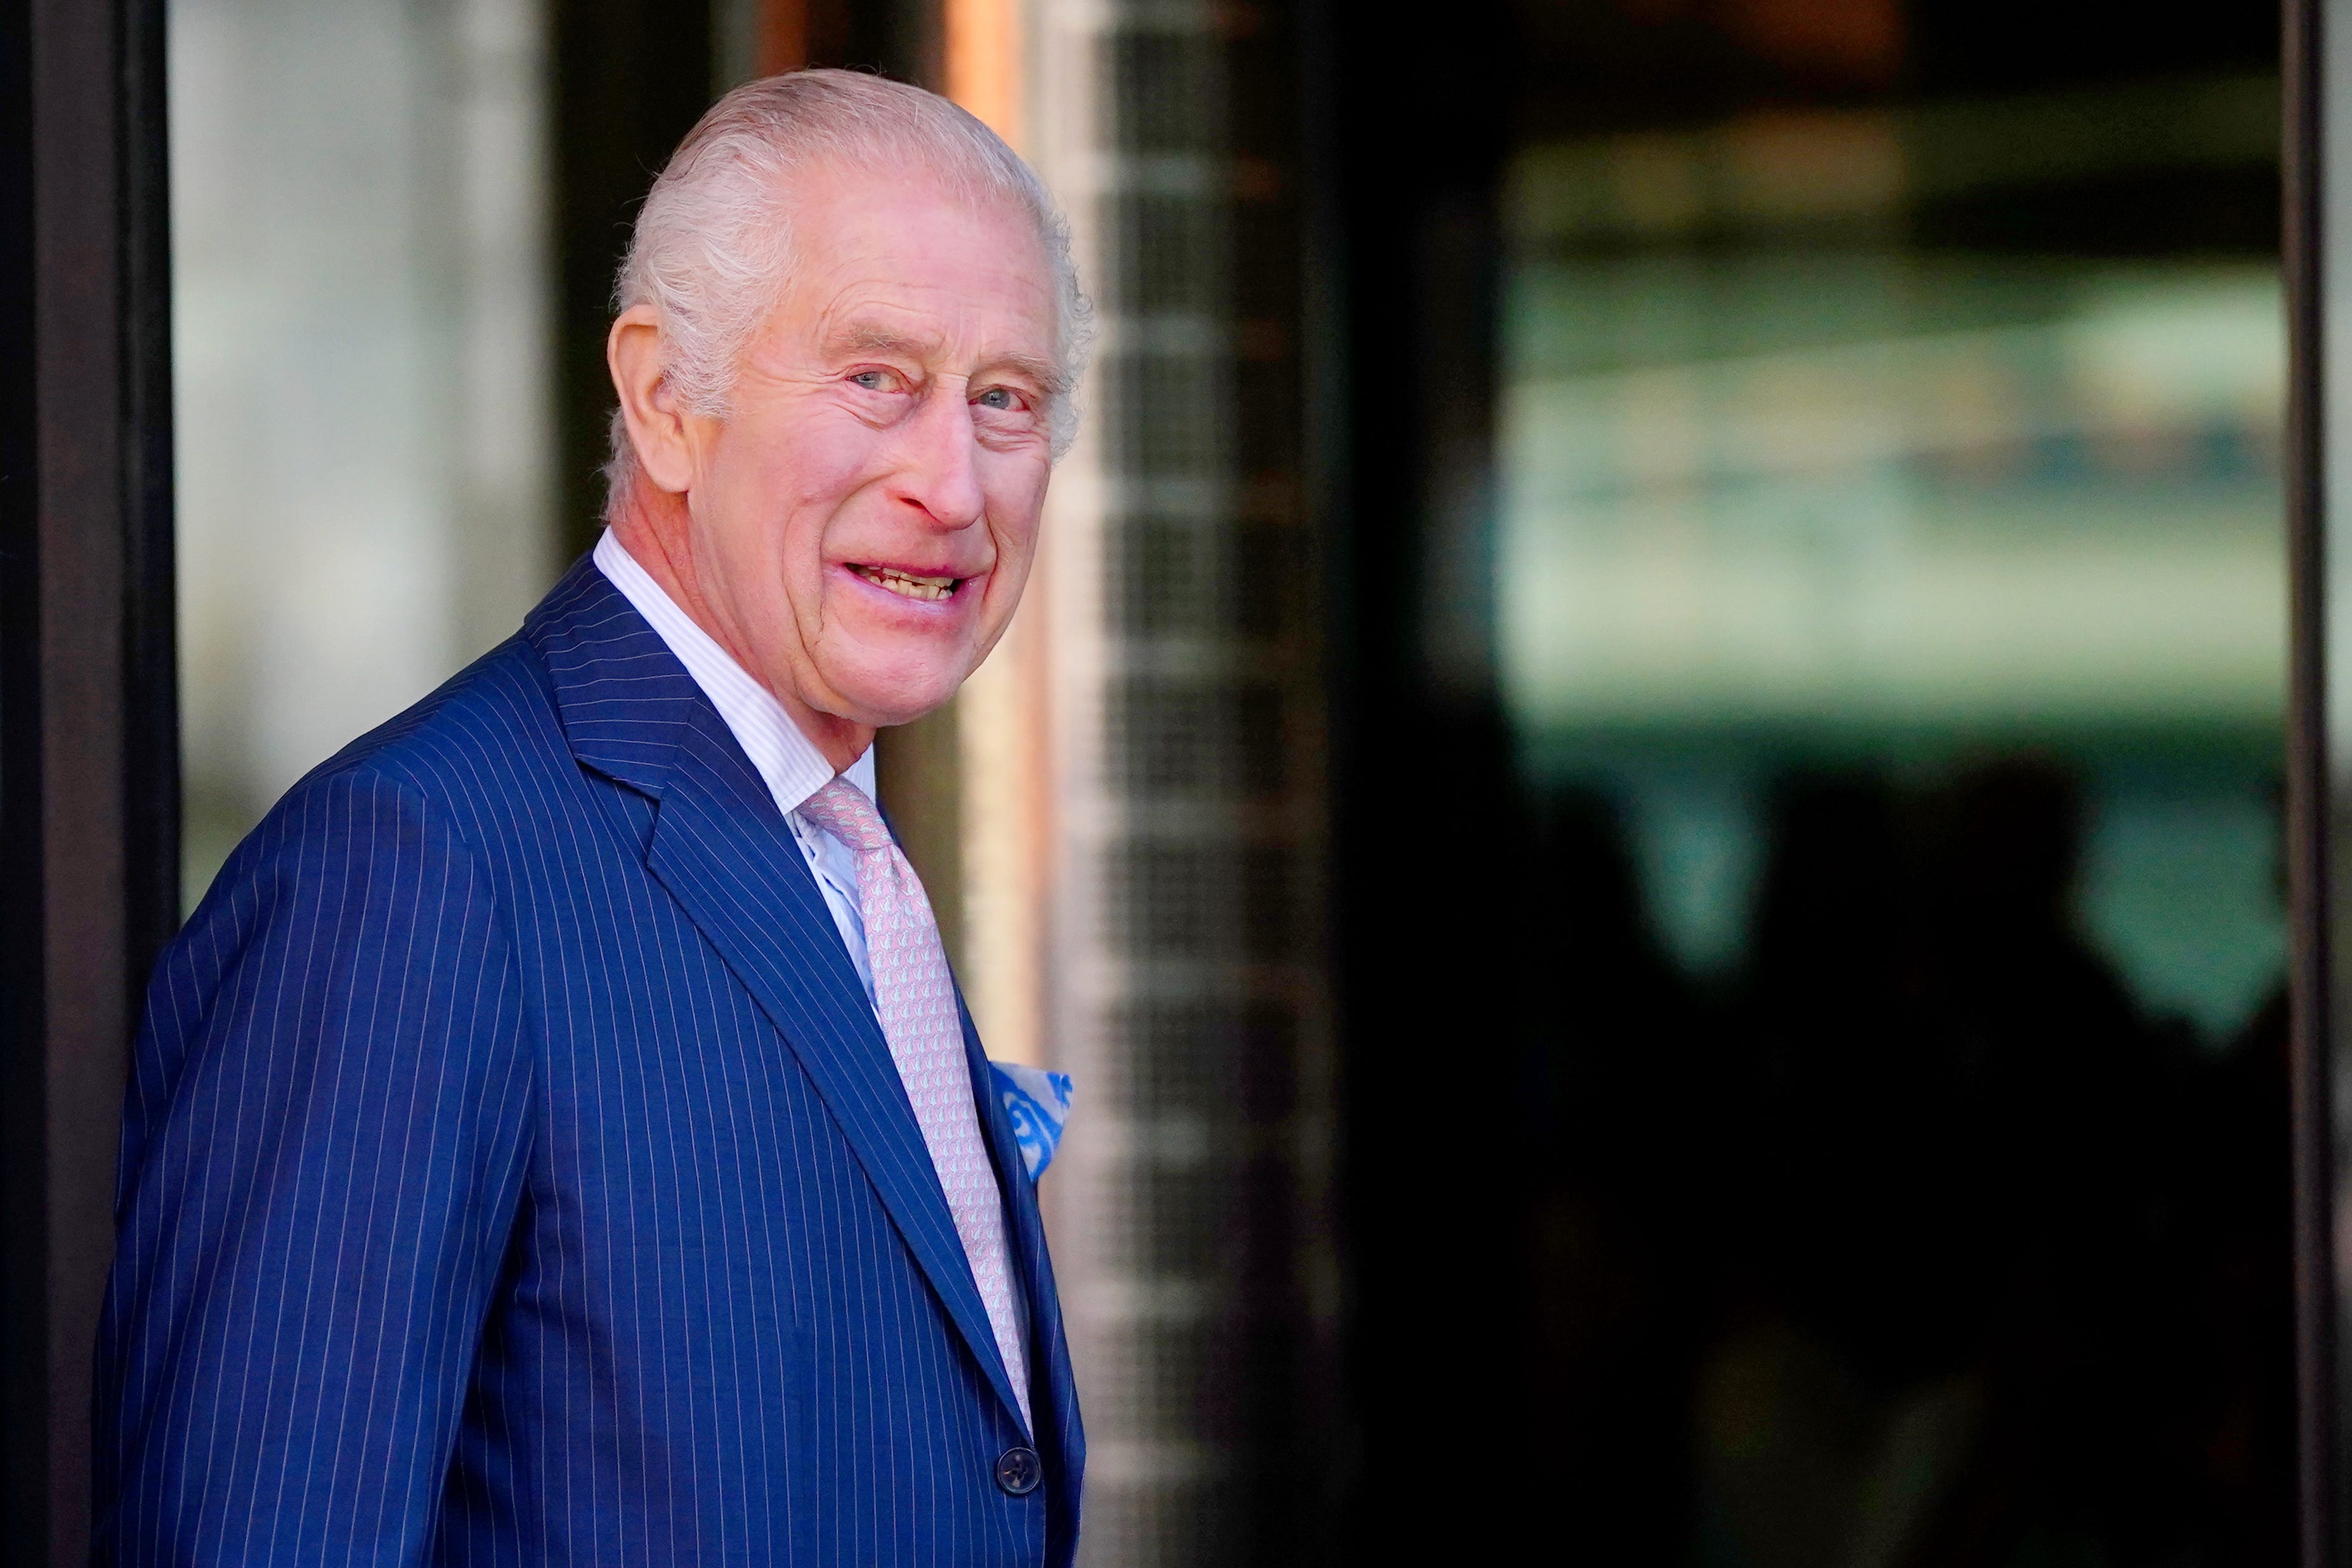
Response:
[990,1061,1073,1180]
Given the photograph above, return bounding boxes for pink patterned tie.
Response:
[795,776,1030,1429]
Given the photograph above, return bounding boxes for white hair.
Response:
[603,69,1092,518]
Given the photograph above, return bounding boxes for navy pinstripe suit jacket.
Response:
[95,558,1083,1566]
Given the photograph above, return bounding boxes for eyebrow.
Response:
[994,352,1068,395]
[830,322,1067,396]
[835,323,939,360]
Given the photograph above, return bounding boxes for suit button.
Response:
[995,1446,1042,1496]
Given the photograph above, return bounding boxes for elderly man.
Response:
[95,72,1084,1566]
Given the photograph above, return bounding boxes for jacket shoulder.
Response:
[310,551,620,809]
[185,635,573,919]
[298,632,569,809]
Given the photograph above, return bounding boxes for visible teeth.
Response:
[854,565,957,602]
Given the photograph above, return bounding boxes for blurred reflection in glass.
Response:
[1503,42,2292,1568]
[171,0,556,906]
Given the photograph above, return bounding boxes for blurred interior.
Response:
[169,0,2296,1562]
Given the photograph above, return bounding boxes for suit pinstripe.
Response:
[95,557,1083,1566]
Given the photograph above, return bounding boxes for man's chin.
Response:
[822,661,969,731]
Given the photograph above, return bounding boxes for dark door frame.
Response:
[2286,0,2338,1562]
[0,0,178,1558]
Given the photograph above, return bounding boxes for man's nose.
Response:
[892,384,986,529]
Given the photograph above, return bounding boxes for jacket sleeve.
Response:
[95,764,533,1566]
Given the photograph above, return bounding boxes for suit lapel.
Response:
[528,558,1031,1433]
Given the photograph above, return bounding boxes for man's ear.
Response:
[608,304,697,494]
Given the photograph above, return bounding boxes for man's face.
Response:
[674,165,1059,728]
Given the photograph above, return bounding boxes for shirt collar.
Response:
[594,529,876,817]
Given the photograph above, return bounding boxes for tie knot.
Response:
[797,776,893,853]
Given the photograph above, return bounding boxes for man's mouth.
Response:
[849,564,961,602]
